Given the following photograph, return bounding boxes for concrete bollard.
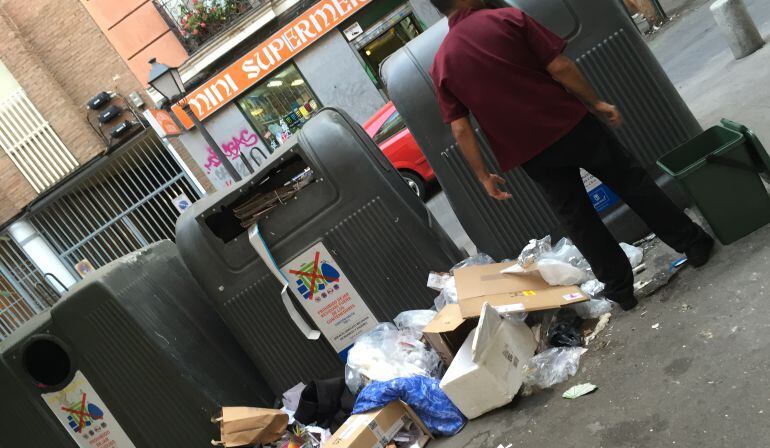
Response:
[710,0,765,59]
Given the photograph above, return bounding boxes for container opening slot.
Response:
[205,154,314,242]
[23,338,72,387]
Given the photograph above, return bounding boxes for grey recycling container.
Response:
[381,0,699,260]
[176,108,463,395]
[0,241,273,448]
[0,314,77,448]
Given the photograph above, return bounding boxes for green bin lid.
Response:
[720,119,770,174]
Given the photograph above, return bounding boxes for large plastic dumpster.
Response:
[657,124,770,244]
[0,241,273,448]
[176,108,463,396]
[0,314,77,448]
[381,0,699,260]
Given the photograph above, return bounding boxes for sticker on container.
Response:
[581,169,621,213]
[171,193,192,214]
[42,371,137,448]
[494,303,526,313]
[282,242,378,353]
[563,292,585,301]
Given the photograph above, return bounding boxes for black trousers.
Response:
[521,114,705,299]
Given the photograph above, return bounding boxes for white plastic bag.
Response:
[523,347,587,391]
[394,310,437,335]
[535,259,590,286]
[545,238,584,264]
[570,298,614,319]
[620,242,644,268]
[345,323,441,393]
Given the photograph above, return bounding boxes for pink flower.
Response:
[200,22,206,28]
[191,0,197,4]
[192,28,199,35]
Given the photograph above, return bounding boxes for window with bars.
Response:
[0,89,79,193]
[30,132,202,275]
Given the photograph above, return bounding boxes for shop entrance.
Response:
[358,14,421,89]
[344,2,424,91]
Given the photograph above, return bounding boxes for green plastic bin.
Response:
[657,125,770,244]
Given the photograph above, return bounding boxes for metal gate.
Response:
[0,234,59,339]
[29,131,202,276]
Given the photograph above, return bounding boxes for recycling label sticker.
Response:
[282,242,377,353]
[42,371,136,448]
[581,169,621,213]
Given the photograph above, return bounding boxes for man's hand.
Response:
[481,174,512,200]
[592,101,623,128]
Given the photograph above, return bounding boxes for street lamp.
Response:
[147,58,241,182]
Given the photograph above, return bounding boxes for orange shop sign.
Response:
[172,0,372,128]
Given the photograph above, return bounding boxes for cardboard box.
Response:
[324,401,432,448]
[454,262,587,318]
[422,304,478,366]
[439,303,537,420]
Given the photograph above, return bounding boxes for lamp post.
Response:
[147,58,242,182]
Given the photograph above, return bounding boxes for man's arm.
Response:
[451,117,512,200]
[546,55,623,127]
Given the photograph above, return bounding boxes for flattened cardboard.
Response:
[422,304,478,366]
[324,401,432,448]
[455,262,587,318]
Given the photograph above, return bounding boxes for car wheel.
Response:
[400,171,426,200]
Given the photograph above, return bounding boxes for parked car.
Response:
[363,102,436,199]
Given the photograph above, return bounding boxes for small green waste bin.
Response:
[657,122,770,244]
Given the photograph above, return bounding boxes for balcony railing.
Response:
[154,0,265,54]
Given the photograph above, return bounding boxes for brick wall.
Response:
[0,0,209,224]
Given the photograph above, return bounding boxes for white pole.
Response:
[8,220,78,294]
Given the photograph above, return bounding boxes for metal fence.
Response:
[0,234,59,339]
[29,132,202,276]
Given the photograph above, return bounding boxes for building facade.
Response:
[0,0,444,338]
[125,0,442,190]
[0,0,205,338]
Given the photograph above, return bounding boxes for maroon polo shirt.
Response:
[430,8,588,172]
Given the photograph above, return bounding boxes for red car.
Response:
[364,102,436,200]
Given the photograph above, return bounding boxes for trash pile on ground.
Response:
[214,235,648,447]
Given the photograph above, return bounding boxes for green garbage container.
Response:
[657,125,770,244]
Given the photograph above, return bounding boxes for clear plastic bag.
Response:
[620,242,644,268]
[450,253,496,274]
[570,298,614,319]
[523,347,587,391]
[345,323,441,394]
[580,279,606,297]
[517,236,552,268]
[433,276,458,311]
[394,310,437,335]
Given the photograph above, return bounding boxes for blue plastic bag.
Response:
[352,376,466,436]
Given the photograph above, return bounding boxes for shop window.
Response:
[373,110,406,145]
[237,64,321,151]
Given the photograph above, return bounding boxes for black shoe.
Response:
[609,292,638,311]
[686,234,715,268]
